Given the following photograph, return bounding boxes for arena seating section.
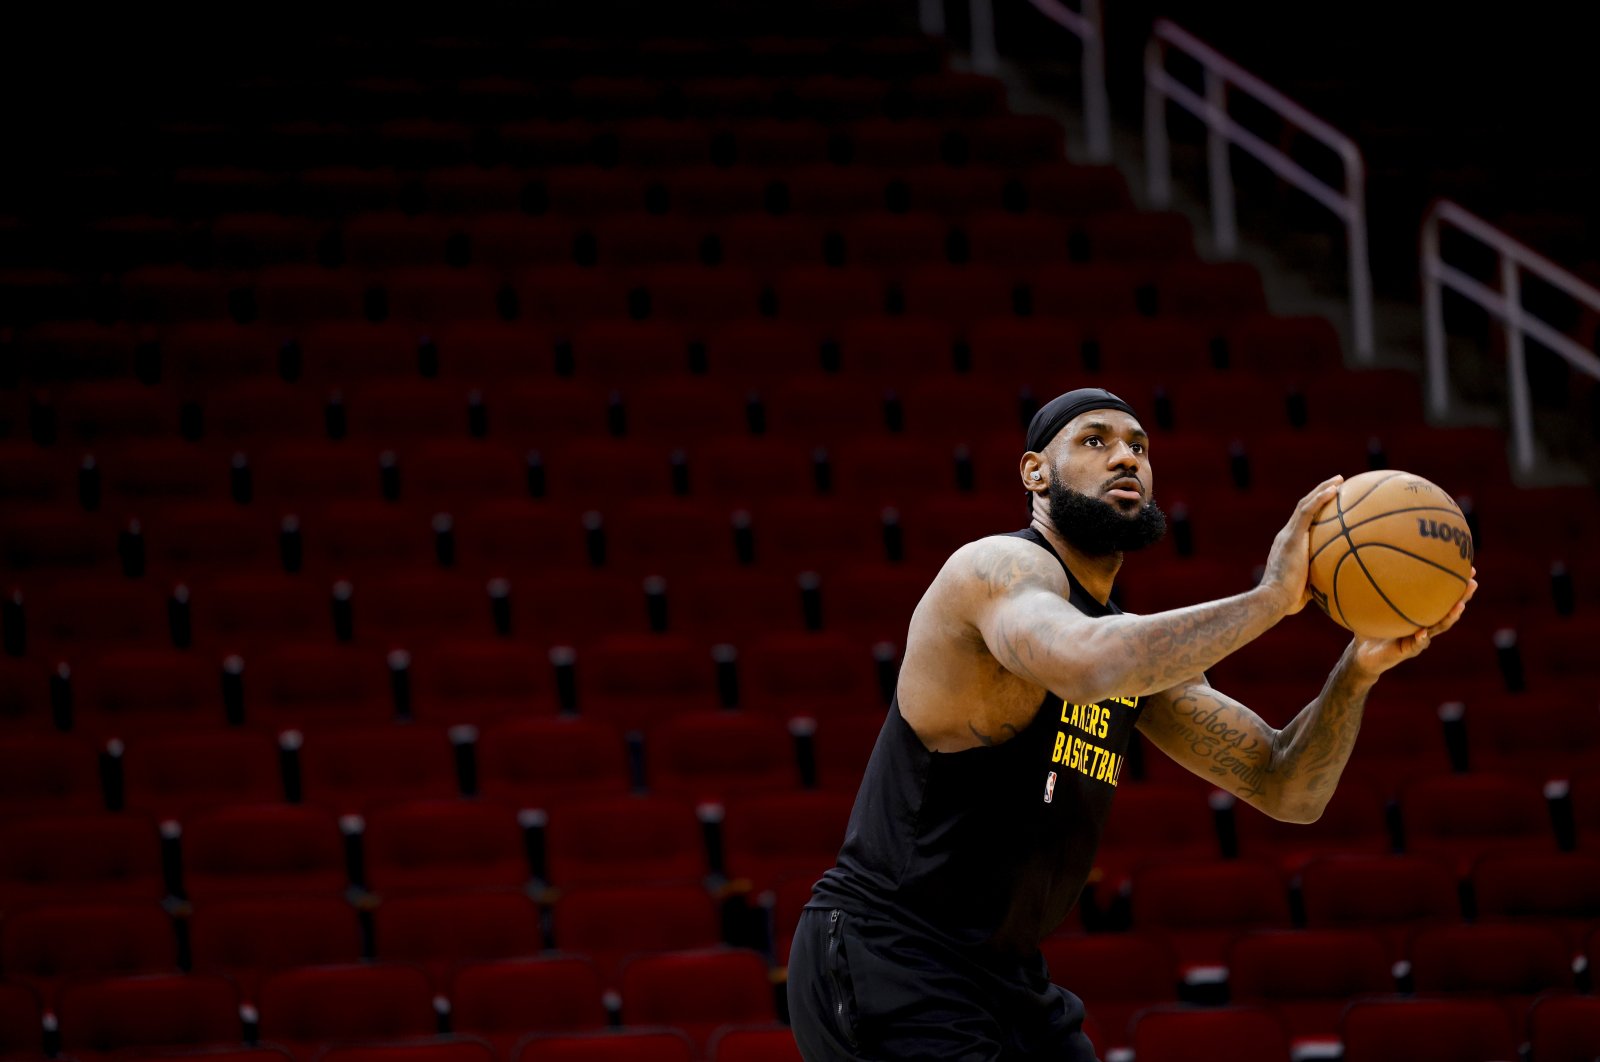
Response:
[2,15,1599,1062]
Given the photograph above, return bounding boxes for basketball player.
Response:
[787,387,1477,1061]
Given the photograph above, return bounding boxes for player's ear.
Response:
[1021,452,1048,493]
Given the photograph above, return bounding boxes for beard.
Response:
[1047,480,1168,555]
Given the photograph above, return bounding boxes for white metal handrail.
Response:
[962,0,1111,163]
[1144,19,1374,363]
[1421,199,1600,477]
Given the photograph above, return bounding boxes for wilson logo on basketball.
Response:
[1416,518,1474,560]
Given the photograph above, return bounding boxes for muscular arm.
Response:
[1136,643,1376,822]
[967,537,1290,707]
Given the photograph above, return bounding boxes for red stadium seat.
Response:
[476,718,630,810]
[617,949,773,1053]
[575,635,719,731]
[451,957,608,1053]
[773,267,884,327]
[1037,932,1180,1050]
[901,264,1015,327]
[254,266,366,325]
[428,323,559,387]
[313,1037,496,1062]
[1399,772,1556,873]
[1128,1005,1289,1062]
[144,503,279,580]
[707,1025,803,1062]
[0,981,42,1059]
[740,632,885,720]
[181,804,347,902]
[0,814,164,909]
[568,321,691,379]
[189,896,364,1000]
[543,797,708,888]
[452,500,587,578]
[56,974,243,1057]
[0,902,177,1000]
[551,884,722,990]
[1093,784,1224,892]
[1408,922,1573,1001]
[1528,993,1600,1062]
[1030,266,1142,325]
[1338,997,1519,1062]
[512,1029,696,1062]
[1127,859,1291,968]
[1227,929,1393,1042]
[363,800,527,894]
[966,318,1086,382]
[33,587,171,654]
[1470,851,1600,941]
[412,640,557,725]
[601,498,743,577]
[373,890,543,987]
[817,564,931,643]
[703,321,822,380]
[257,964,437,1060]
[342,213,457,270]
[667,570,812,641]
[646,711,798,801]
[718,217,828,279]
[839,213,946,274]
[1298,854,1459,960]
[250,644,393,730]
[615,380,747,445]
[122,731,285,819]
[720,791,853,890]
[759,376,888,445]
[55,381,181,443]
[298,726,459,814]
[1231,775,1391,874]
[636,266,762,325]
[0,733,103,819]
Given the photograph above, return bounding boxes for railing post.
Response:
[1143,37,1171,208]
[1345,153,1376,363]
[1421,209,1450,418]
[1203,68,1237,256]
[1081,0,1111,163]
[969,0,999,74]
[1500,257,1537,476]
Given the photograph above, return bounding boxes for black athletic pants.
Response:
[787,907,1101,1062]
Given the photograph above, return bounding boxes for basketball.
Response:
[1307,469,1475,639]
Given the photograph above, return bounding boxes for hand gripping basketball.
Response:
[1261,475,1346,617]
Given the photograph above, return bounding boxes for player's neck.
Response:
[1032,517,1121,605]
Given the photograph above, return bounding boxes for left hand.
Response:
[1350,569,1478,677]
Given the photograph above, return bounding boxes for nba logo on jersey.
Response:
[1042,771,1057,804]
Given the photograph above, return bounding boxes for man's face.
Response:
[1038,408,1167,555]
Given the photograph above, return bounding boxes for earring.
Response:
[1030,471,1042,480]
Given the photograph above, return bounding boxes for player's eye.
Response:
[1130,443,1145,454]
[1083,436,1102,447]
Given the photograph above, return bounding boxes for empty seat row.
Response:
[6,313,1343,388]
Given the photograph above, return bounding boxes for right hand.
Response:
[1261,475,1344,617]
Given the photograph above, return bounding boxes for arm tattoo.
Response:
[1266,647,1374,817]
[968,721,1020,747]
[1144,645,1374,819]
[1095,594,1279,697]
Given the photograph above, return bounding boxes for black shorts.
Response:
[787,907,1100,1062]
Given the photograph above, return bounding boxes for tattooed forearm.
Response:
[1265,644,1375,821]
[1140,642,1376,821]
[1082,588,1285,699]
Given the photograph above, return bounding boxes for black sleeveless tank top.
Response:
[810,528,1144,962]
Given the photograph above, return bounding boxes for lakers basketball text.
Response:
[1049,696,1137,788]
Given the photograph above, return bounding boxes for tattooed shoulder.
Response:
[963,538,1062,596]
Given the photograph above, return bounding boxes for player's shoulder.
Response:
[945,532,1069,597]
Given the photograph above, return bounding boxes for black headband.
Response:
[1026,387,1140,454]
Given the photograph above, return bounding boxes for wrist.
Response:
[1341,641,1384,684]
[1254,580,1296,621]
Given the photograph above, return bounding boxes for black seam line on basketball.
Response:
[1310,498,1462,529]
[1322,471,1408,522]
[1348,542,1472,584]
[1329,545,1355,630]
[1308,505,1470,564]
[1309,476,1456,527]
[1329,485,1355,630]
[1341,539,1429,629]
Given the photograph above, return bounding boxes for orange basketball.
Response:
[1308,469,1474,639]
